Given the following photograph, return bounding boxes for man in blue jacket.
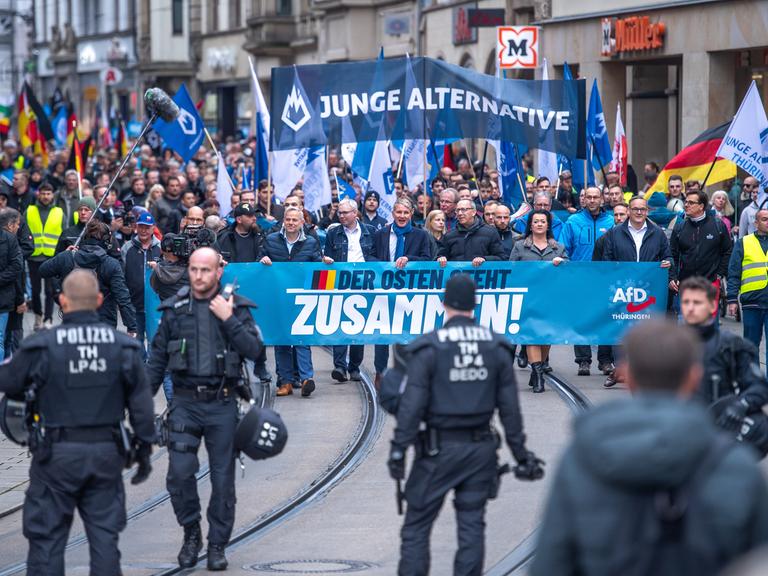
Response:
[261,207,324,398]
[323,199,376,382]
[560,186,614,376]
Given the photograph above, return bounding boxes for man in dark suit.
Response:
[372,198,432,386]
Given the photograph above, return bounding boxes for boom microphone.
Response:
[144,88,180,122]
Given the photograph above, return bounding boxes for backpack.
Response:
[379,344,412,415]
[605,436,732,576]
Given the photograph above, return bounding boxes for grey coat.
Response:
[509,237,569,262]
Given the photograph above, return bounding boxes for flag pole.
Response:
[589,135,609,183]
[463,139,484,207]
[396,145,405,180]
[203,127,237,193]
[73,119,83,200]
[700,157,718,189]
[422,134,428,221]
[477,140,489,182]
[266,153,272,217]
[514,144,529,208]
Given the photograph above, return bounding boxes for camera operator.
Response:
[149,234,190,301]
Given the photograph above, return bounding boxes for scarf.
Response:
[393,221,412,259]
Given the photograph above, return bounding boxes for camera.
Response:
[170,226,217,259]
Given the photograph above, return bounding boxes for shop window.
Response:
[172,0,183,35]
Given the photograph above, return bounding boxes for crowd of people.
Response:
[0,133,760,392]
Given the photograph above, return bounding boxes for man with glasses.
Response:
[738,177,762,238]
[513,191,564,240]
[669,189,732,315]
[561,186,614,376]
[602,197,672,387]
[439,187,459,232]
[437,199,505,265]
[323,199,376,383]
[667,175,685,213]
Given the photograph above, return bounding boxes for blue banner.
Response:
[146,262,667,345]
[270,56,586,158]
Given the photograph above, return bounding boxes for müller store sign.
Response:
[601,15,666,57]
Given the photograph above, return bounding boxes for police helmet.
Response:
[0,396,28,446]
[234,406,288,460]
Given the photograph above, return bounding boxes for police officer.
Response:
[388,274,544,576]
[0,269,154,575]
[680,276,768,457]
[147,246,264,571]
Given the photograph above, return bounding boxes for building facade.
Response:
[539,0,768,174]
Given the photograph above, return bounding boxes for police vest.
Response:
[421,322,500,418]
[38,321,128,428]
[740,234,768,295]
[160,290,241,379]
[27,205,64,257]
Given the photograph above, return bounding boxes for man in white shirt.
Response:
[323,199,377,382]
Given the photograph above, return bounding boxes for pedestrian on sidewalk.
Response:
[531,319,768,576]
[727,208,768,376]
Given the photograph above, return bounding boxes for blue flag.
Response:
[556,63,593,190]
[498,142,527,209]
[587,79,612,172]
[335,175,357,201]
[351,48,386,181]
[51,105,68,147]
[154,84,205,163]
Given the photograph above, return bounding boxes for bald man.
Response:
[147,247,264,570]
[0,269,155,574]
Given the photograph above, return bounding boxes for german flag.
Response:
[116,120,128,157]
[646,122,736,196]
[311,270,337,290]
[66,135,85,179]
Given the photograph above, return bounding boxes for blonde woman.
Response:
[424,209,446,258]
[711,190,734,233]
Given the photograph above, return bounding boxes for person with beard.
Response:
[168,190,199,234]
[25,183,64,330]
[39,219,137,336]
[8,170,33,213]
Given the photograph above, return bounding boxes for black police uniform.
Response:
[391,314,540,576]
[0,310,154,575]
[693,321,768,455]
[146,285,263,555]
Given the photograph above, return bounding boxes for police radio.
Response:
[220,282,236,301]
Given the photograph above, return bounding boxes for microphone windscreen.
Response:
[144,88,180,122]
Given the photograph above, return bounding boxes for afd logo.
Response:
[281,85,311,132]
[497,26,540,70]
[612,287,656,313]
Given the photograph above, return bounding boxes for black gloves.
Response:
[131,440,153,485]
[512,449,545,481]
[388,443,406,481]
[717,397,750,432]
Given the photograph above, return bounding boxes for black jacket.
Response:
[0,310,155,443]
[263,229,322,262]
[0,229,23,312]
[120,236,162,313]
[438,218,506,262]
[362,212,388,232]
[147,287,263,394]
[39,243,138,332]
[150,260,189,301]
[603,220,672,263]
[55,223,84,254]
[670,212,732,282]
[217,223,265,263]
[373,225,432,262]
[323,221,377,262]
[497,226,521,259]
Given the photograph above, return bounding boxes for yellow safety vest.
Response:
[27,205,64,257]
[740,234,768,295]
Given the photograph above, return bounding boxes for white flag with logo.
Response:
[303,146,332,212]
[717,80,768,204]
[216,154,235,217]
[368,133,396,223]
[537,58,558,183]
[272,147,308,202]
